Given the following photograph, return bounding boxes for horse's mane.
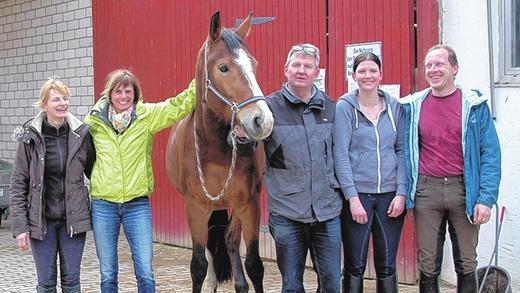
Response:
[221,28,245,55]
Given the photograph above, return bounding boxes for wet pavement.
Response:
[0,217,455,292]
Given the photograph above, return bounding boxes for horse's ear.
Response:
[236,11,253,39]
[210,11,222,41]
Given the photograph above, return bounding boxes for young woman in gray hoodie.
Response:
[333,52,407,293]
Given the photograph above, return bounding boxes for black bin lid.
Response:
[0,159,13,185]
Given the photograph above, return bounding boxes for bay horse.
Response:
[166,11,273,293]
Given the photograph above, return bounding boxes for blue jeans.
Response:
[91,197,155,293]
[269,213,341,293]
[341,192,405,279]
[31,219,86,293]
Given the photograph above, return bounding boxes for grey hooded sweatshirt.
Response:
[333,89,407,199]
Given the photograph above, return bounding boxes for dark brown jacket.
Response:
[9,112,96,240]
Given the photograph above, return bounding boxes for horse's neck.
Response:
[194,103,229,146]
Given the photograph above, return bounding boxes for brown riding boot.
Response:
[419,272,439,293]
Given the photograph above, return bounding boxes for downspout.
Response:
[486,0,498,264]
[487,0,497,117]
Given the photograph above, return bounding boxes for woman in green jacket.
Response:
[84,69,195,293]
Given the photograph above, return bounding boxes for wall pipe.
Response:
[486,0,497,117]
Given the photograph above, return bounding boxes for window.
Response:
[514,0,520,67]
[500,0,520,83]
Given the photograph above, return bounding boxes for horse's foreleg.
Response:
[204,249,217,292]
[205,209,231,292]
[226,216,249,293]
[191,243,208,293]
[187,202,210,293]
[238,199,264,293]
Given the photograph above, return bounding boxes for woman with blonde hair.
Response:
[10,77,95,293]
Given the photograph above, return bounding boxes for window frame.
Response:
[499,0,520,84]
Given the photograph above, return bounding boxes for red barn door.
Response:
[92,0,440,285]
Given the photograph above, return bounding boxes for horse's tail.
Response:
[207,209,232,282]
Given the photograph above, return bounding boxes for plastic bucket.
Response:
[477,265,512,293]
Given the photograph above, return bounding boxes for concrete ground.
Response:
[0,216,456,292]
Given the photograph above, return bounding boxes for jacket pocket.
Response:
[265,167,305,196]
[380,148,398,182]
[323,139,333,169]
[69,185,91,226]
[323,139,339,188]
[70,176,84,185]
[327,175,340,188]
[415,176,427,196]
[351,152,367,172]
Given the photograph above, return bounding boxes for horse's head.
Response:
[197,11,273,141]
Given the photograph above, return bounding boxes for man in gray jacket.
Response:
[264,43,342,293]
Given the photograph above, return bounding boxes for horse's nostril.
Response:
[253,115,263,129]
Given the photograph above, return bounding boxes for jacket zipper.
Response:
[31,125,46,238]
[39,147,45,238]
[57,129,66,215]
[373,121,382,193]
[358,107,384,193]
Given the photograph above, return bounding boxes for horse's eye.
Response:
[218,64,229,73]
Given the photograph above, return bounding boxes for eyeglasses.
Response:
[286,44,320,65]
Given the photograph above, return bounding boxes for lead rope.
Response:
[193,119,238,201]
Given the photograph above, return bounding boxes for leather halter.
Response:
[203,42,264,134]
[193,41,264,202]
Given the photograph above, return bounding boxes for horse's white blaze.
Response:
[233,49,274,139]
[203,249,217,292]
[235,48,263,97]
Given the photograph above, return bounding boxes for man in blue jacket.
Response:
[400,44,501,293]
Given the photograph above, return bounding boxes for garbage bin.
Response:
[0,159,13,227]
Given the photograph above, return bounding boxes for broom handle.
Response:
[495,206,506,265]
[479,205,506,293]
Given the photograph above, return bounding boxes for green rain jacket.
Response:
[84,81,196,203]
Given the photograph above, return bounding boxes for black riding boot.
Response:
[457,271,477,293]
[376,273,398,293]
[342,273,363,293]
[419,272,439,293]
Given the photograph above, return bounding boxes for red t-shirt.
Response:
[418,89,464,177]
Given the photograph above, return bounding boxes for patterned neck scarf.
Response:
[108,104,134,133]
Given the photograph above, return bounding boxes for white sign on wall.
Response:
[379,84,401,100]
[345,41,382,91]
[313,68,326,92]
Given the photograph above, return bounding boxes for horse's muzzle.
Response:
[237,100,273,141]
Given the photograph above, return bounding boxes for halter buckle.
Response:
[230,103,240,113]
